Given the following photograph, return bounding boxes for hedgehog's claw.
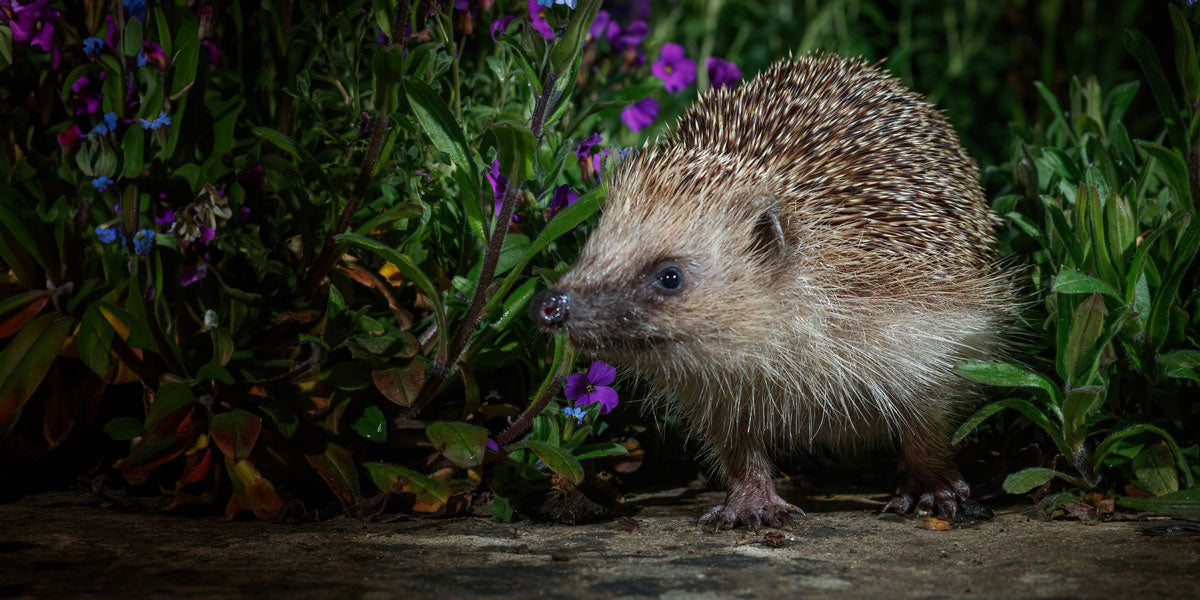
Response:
[882,471,969,520]
[698,491,805,531]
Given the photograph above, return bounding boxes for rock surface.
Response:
[1,488,1197,598]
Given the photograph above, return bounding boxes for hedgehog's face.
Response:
[529,177,789,366]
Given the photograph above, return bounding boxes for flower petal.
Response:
[591,386,619,414]
[563,372,588,400]
[587,361,616,385]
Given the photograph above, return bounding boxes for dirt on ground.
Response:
[0,486,1198,599]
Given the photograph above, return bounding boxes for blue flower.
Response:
[133,228,155,255]
[92,175,114,191]
[89,112,118,136]
[141,110,171,130]
[563,406,586,424]
[137,51,147,66]
[123,0,147,21]
[82,36,104,58]
[94,226,119,243]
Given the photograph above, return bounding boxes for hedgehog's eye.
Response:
[655,267,683,292]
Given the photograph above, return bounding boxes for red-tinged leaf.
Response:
[0,315,73,440]
[42,364,106,449]
[225,457,286,521]
[372,362,425,407]
[363,462,451,505]
[210,409,262,461]
[178,448,213,486]
[115,406,206,484]
[159,491,215,513]
[0,293,49,338]
[306,443,361,509]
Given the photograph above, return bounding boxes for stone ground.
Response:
[1,486,1198,599]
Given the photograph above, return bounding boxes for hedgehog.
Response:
[530,54,1013,530]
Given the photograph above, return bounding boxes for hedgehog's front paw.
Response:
[698,491,805,531]
[882,472,969,519]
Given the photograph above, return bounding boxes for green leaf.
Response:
[121,125,144,178]
[211,409,262,461]
[103,416,144,441]
[1158,350,1200,383]
[489,122,536,184]
[1114,489,1200,519]
[77,304,114,376]
[251,126,301,157]
[1003,467,1059,494]
[1062,293,1105,386]
[1169,5,1200,107]
[1124,29,1186,151]
[147,382,198,426]
[195,362,235,384]
[1001,467,1083,494]
[426,421,488,468]
[573,442,628,461]
[1040,196,1085,266]
[1147,215,1200,350]
[404,77,482,243]
[260,401,298,438]
[548,0,603,77]
[170,16,200,97]
[1093,424,1195,488]
[1136,140,1191,205]
[153,5,172,56]
[336,233,448,361]
[1132,442,1179,497]
[1062,386,1105,454]
[353,405,387,442]
[521,440,584,484]
[499,38,542,96]
[494,233,529,276]
[1033,81,1076,143]
[1052,268,1121,299]
[0,290,46,319]
[952,398,1069,457]
[363,462,451,504]
[121,17,143,57]
[495,278,539,331]
[954,361,1064,406]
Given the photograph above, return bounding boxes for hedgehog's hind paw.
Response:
[882,473,969,520]
[698,493,805,532]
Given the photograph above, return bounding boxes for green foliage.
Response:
[957,4,1200,516]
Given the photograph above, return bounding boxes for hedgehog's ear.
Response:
[749,196,787,259]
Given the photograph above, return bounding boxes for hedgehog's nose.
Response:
[531,288,570,328]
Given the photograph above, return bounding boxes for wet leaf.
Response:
[372,362,425,407]
[353,405,387,442]
[1132,442,1179,497]
[426,421,488,468]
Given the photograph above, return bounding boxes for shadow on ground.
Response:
[0,487,1197,599]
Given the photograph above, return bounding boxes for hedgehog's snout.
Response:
[530,288,571,328]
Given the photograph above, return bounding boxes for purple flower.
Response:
[486,438,500,452]
[621,97,658,132]
[132,228,155,255]
[485,159,510,221]
[589,10,611,40]
[706,56,742,90]
[71,73,104,115]
[89,111,118,136]
[548,185,578,217]
[92,175,114,192]
[201,39,221,65]
[139,41,167,69]
[82,36,104,59]
[575,132,602,159]
[455,0,469,9]
[123,0,146,21]
[180,261,208,286]
[94,226,119,244]
[238,164,265,187]
[239,206,251,223]
[652,43,696,93]
[490,15,515,42]
[590,148,610,180]
[609,20,648,50]
[563,406,586,424]
[528,0,554,40]
[564,361,619,415]
[6,0,61,68]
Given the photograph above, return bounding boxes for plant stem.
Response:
[407,71,561,418]
[496,371,565,445]
[301,109,388,297]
